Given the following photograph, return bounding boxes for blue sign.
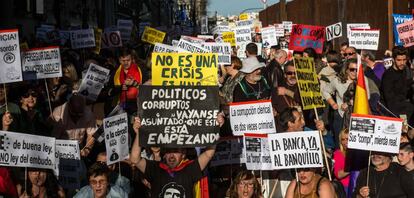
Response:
[393,14,412,46]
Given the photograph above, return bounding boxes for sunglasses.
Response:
[344,52,356,57]
[348,68,357,72]
[285,71,295,76]
[23,91,38,98]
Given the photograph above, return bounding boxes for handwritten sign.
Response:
[326,22,342,41]
[222,31,236,47]
[392,14,412,46]
[289,24,325,54]
[141,26,166,45]
[397,20,414,48]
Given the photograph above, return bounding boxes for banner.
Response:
[201,42,232,65]
[230,100,276,136]
[141,26,166,45]
[348,114,402,154]
[397,20,414,48]
[151,53,218,86]
[289,24,325,54]
[138,86,220,147]
[0,131,55,169]
[210,137,245,167]
[55,140,81,189]
[0,29,23,83]
[78,63,110,101]
[347,23,370,38]
[117,19,133,42]
[222,31,236,47]
[104,113,129,165]
[325,22,342,41]
[101,31,123,48]
[392,14,412,46]
[244,134,272,170]
[153,43,178,53]
[22,46,62,80]
[268,131,323,169]
[294,57,325,110]
[261,26,278,48]
[348,29,380,50]
[70,29,95,49]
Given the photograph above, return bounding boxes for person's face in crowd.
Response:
[96,154,115,171]
[164,151,185,168]
[398,149,413,166]
[340,133,349,150]
[21,90,37,109]
[288,110,305,131]
[344,48,357,59]
[237,178,255,198]
[303,52,310,58]
[28,170,47,187]
[394,55,407,71]
[371,153,391,167]
[224,63,234,73]
[347,63,358,81]
[89,175,109,198]
[246,69,262,83]
[340,45,348,58]
[164,188,181,198]
[119,55,132,70]
[284,65,297,86]
[276,52,288,65]
[297,168,315,185]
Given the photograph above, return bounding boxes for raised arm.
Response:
[130,117,146,173]
[198,112,225,170]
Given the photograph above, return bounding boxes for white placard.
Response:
[55,139,81,189]
[0,29,23,83]
[261,26,278,48]
[101,31,123,48]
[104,113,129,165]
[244,134,272,170]
[22,46,62,80]
[326,22,343,41]
[282,21,293,33]
[275,24,285,37]
[348,29,380,50]
[212,25,231,35]
[55,140,80,160]
[197,35,214,40]
[176,39,207,53]
[230,100,276,136]
[210,137,245,167]
[268,131,323,170]
[0,131,55,169]
[348,114,402,154]
[78,63,110,101]
[154,43,178,53]
[201,42,232,64]
[117,19,133,42]
[70,29,95,49]
[347,23,370,37]
[236,19,254,27]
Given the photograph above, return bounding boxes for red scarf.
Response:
[119,63,141,102]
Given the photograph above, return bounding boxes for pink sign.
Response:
[397,20,414,47]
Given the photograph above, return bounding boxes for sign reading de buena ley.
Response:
[138,86,220,147]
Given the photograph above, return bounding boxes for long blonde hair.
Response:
[339,128,349,155]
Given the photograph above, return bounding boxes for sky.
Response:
[207,0,279,16]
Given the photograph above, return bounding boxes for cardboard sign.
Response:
[347,23,370,37]
[55,140,81,189]
[22,46,62,80]
[101,31,123,48]
[0,131,55,169]
[392,14,412,46]
[117,19,133,42]
[244,134,272,170]
[151,53,218,86]
[0,29,23,84]
[138,86,220,147]
[201,42,232,65]
[348,29,380,50]
[397,20,414,48]
[230,100,276,136]
[261,26,278,48]
[104,113,129,165]
[268,131,323,169]
[142,26,166,45]
[210,137,245,167]
[289,24,325,54]
[294,57,325,110]
[222,31,236,47]
[78,63,110,101]
[326,22,342,41]
[176,39,207,53]
[348,114,402,154]
[153,43,178,53]
[70,29,95,49]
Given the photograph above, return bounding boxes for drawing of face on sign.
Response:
[160,182,185,198]
[110,148,119,162]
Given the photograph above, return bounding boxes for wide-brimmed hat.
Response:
[240,57,265,73]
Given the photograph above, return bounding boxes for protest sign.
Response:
[274,24,285,37]
[201,42,232,65]
[261,26,278,48]
[348,29,380,50]
[210,137,245,167]
[180,35,205,44]
[392,14,412,46]
[22,46,62,80]
[244,134,272,170]
[0,131,55,169]
[176,39,207,53]
[117,19,133,42]
[201,16,209,34]
[141,26,166,45]
[230,100,276,136]
[78,63,110,101]
[397,20,414,47]
[138,86,220,147]
[104,113,129,165]
[55,140,81,189]
[236,19,254,27]
[0,29,23,84]
[151,52,218,86]
[101,31,123,48]
[383,57,393,69]
[294,57,325,110]
[348,114,402,154]
[93,28,102,54]
[326,22,342,41]
[282,21,293,33]
[289,24,325,54]
[234,26,252,45]
[222,31,236,47]
[197,35,214,40]
[153,43,178,53]
[239,13,249,21]
[346,23,370,37]
[212,25,231,35]
[70,29,95,49]
[268,131,323,169]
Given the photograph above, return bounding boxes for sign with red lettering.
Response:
[288,24,325,54]
[397,20,414,48]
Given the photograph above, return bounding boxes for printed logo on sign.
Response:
[3,52,15,64]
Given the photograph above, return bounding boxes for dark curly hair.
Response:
[23,168,61,198]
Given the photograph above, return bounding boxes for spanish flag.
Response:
[353,64,370,114]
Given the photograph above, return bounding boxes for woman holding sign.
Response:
[17,168,65,198]
[285,168,335,198]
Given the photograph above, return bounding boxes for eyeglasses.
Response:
[23,91,38,98]
[344,52,356,57]
[285,71,295,76]
[348,68,357,72]
[238,182,254,188]
[90,179,108,186]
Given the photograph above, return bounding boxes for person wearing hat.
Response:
[232,56,271,102]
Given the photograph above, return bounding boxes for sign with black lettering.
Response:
[325,22,342,41]
[176,39,207,53]
[104,113,129,165]
[22,46,62,80]
[138,86,220,147]
[117,19,133,42]
[268,131,323,169]
[244,134,272,170]
[348,114,402,153]
[0,131,55,169]
[70,29,95,49]
[201,42,232,65]
[0,29,23,83]
[55,140,81,189]
[210,136,245,167]
[153,43,178,53]
[348,29,380,50]
[101,31,123,49]
[78,63,110,101]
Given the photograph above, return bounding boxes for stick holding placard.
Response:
[313,107,332,181]
[44,79,53,114]
[3,84,8,112]
[366,151,372,187]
